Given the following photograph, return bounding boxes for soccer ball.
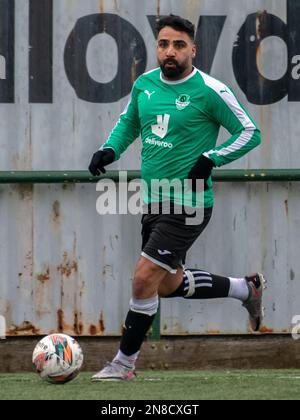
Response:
[32,333,84,384]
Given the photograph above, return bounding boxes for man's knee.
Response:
[133,258,166,299]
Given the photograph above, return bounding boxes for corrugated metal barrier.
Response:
[0,0,300,337]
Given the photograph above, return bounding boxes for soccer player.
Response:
[88,15,265,381]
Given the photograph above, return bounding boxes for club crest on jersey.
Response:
[175,94,190,110]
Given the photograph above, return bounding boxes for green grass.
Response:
[0,370,300,400]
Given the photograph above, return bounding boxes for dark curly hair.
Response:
[156,14,195,41]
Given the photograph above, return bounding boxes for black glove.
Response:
[188,154,215,192]
[88,148,115,176]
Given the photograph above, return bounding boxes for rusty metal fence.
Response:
[0,169,299,339]
[1,0,300,337]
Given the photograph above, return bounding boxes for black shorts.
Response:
[141,207,213,273]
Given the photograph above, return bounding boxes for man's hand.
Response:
[188,154,215,191]
[88,148,115,176]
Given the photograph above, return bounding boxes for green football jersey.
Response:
[101,67,261,208]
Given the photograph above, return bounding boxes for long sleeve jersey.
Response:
[101,67,261,208]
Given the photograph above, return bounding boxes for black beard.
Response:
[160,60,186,79]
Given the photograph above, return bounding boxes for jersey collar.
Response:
[160,67,197,85]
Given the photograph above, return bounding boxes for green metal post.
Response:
[149,301,161,341]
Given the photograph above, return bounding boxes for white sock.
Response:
[113,350,139,369]
[228,277,250,302]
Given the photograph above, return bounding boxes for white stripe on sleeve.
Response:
[199,70,256,157]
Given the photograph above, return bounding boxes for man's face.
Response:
[157,26,196,80]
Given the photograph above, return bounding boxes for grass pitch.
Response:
[0,370,299,400]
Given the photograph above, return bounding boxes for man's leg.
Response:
[91,256,168,381]
[159,269,245,300]
[159,269,266,331]
[116,256,167,366]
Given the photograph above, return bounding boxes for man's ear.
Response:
[192,45,196,58]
